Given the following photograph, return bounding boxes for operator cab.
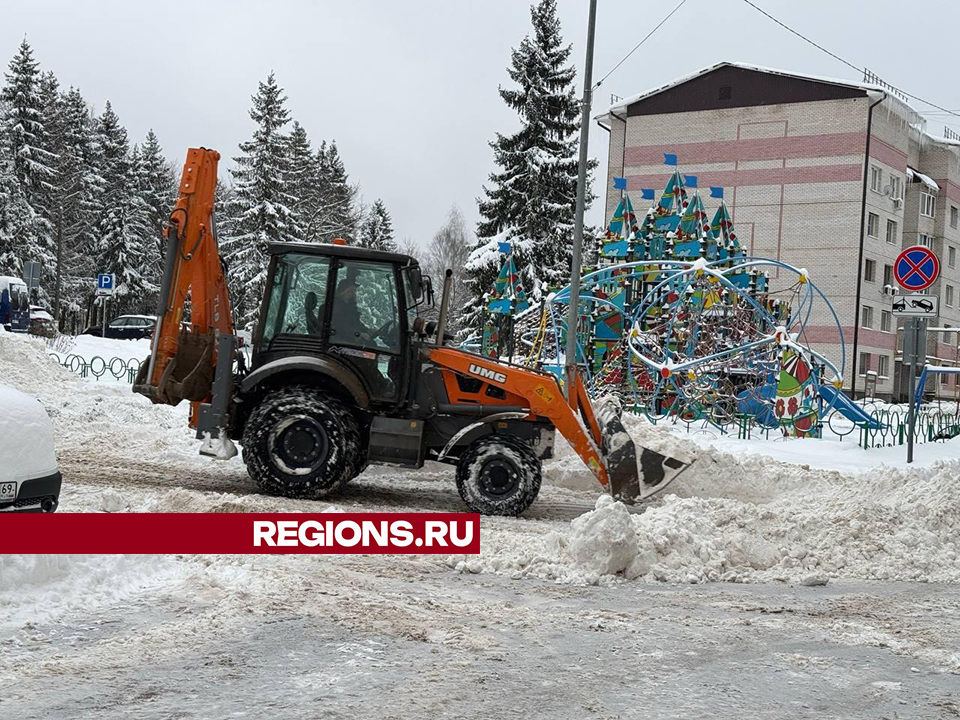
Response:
[255,242,431,406]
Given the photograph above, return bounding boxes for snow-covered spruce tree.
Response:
[221,72,298,327]
[358,198,396,251]
[462,0,594,331]
[287,120,321,241]
[57,86,103,327]
[95,101,149,314]
[138,129,177,269]
[312,140,360,244]
[0,38,57,274]
[0,139,39,276]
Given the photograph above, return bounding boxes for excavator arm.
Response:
[134,148,237,454]
[427,347,689,502]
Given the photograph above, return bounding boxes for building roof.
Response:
[600,61,888,119]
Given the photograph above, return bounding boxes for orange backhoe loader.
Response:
[134,148,689,515]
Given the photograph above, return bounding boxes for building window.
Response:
[952,205,959,229]
[878,354,890,378]
[921,191,937,218]
[919,233,933,248]
[861,305,874,329]
[881,310,892,332]
[859,351,872,375]
[883,264,893,287]
[867,213,880,238]
[947,284,955,307]
[864,258,876,282]
[890,175,902,201]
[886,219,897,244]
[870,166,882,192]
[951,246,957,268]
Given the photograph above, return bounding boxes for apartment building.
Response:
[597,61,959,401]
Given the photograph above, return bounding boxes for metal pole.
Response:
[102,295,108,338]
[850,93,886,401]
[564,0,598,402]
[905,316,925,464]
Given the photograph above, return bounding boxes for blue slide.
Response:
[819,384,885,430]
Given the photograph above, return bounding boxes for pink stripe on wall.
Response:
[798,325,896,350]
[935,180,960,205]
[624,132,866,166]
[627,163,862,190]
[869,137,907,170]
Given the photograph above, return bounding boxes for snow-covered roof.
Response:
[600,61,888,118]
[0,276,26,287]
[907,167,940,192]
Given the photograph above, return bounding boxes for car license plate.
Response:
[0,481,16,502]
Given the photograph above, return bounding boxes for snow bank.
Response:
[0,555,180,627]
[469,416,960,586]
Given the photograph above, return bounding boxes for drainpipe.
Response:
[850,91,887,401]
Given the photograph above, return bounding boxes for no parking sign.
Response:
[894,246,940,291]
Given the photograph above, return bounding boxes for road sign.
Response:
[22,261,40,290]
[894,246,940,291]
[95,273,115,297]
[892,293,939,318]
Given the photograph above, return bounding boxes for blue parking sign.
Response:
[97,273,114,290]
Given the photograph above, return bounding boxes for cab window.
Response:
[261,253,331,345]
[329,261,401,353]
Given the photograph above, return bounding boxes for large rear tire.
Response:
[242,387,362,500]
[455,435,541,516]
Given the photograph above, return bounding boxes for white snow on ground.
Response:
[2,329,960,594]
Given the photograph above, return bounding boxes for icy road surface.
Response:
[2,333,960,717]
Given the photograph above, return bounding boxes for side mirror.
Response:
[408,265,424,300]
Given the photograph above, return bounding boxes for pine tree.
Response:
[358,198,396,251]
[57,86,102,325]
[138,129,176,267]
[0,38,56,275]
[463,0,593,330]
[287,120,321,240]
[221,72,298,326]
[95,101,148,313]
[313,140,359,243]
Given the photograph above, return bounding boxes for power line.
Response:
[594,0,688,91]
[741,0,960,122]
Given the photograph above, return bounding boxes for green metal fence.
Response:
[49,353,142,383]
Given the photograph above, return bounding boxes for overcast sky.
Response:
[3,0,959,248]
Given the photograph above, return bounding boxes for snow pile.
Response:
[0,555,180,627]
[469,420,960,586]
[568,495,638,576]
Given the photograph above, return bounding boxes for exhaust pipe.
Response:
[435,269,454,346]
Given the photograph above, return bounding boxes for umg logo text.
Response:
[468,364,507,384]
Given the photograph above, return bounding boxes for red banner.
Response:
[0,513,481,554]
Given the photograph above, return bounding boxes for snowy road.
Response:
[3,333,960,717]
[3,554,959,719]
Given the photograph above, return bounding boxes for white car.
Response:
[0,384,61,512]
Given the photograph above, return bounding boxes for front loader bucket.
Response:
[596,398,692,503]
[134,328,216,406]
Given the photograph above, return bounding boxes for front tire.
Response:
[242,387,362,500]
[456,435,541,516]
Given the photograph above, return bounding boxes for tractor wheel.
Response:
[456,435,541,516]
[242,387,362,500]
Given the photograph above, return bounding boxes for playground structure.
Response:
[471,168,878,439]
